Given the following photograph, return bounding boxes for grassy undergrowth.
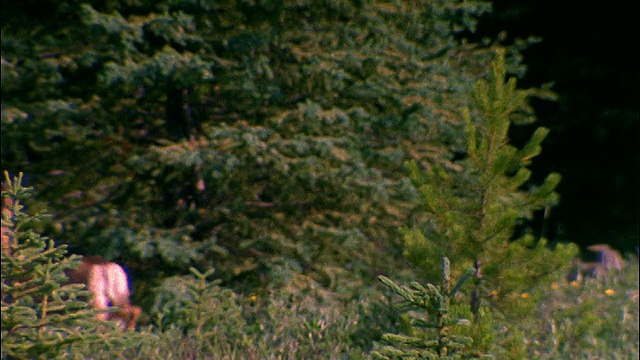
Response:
[49,256,637,360]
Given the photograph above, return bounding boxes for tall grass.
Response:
[59,256,638,359]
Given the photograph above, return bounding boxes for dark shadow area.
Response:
[469,1,639,253]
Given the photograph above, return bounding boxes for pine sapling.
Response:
[1,172,108,359]
[402,49,578,324]
[373,257,493,359]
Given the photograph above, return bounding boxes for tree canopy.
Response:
[6,2,635,359]
[2,0,548,309]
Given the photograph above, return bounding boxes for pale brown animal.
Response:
[567,244,624,283]
[66,256,142,331]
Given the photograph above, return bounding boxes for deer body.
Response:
[567,244,624,283]
[66,256,142,331]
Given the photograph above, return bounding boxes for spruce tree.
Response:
[1,172,106,359]
[373,257,492,359]
[401,49,578,327]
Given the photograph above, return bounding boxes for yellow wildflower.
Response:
[551,282,559,290]
[570,281,580,287]
[604,289,615,296]
[520,293,530,299]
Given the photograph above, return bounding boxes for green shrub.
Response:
[148,267,249,357]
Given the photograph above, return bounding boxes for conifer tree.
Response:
[401,49,578,324]
[373,257,492,359]
[1,172,105,359]
[2,0,508,299]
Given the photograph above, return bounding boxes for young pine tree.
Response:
[373,257,493,359]
[401,49,578,329]
[1,172,108,359]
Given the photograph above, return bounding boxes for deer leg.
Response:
[127,305,142,331]
[104,262,142,331]
[87,265,110,321]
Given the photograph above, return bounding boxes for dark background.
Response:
[472,2,639,253]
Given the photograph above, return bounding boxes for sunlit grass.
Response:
[523,256,639,359]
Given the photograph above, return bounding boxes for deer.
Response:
[2,181,141,331]
[567,243,624,284]
[65,256,142,331]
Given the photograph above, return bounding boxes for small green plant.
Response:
[373,257,493,359]
[150,267,249,356]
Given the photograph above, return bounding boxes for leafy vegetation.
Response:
[2,0,637,359]
[2,173,638,358]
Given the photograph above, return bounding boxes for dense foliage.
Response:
[2,1,637,359]
[1,0,509,303]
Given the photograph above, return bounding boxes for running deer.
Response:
[65,256,142,331]
[2,181,141,331]
[567,244,624,283]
